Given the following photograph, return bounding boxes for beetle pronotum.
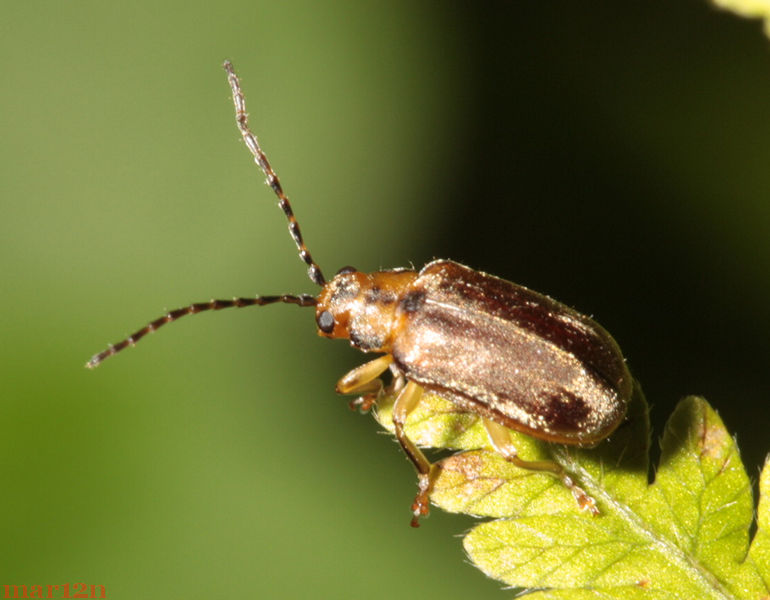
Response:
[88,60,633,526]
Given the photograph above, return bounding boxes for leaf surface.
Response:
[376,387,769,598]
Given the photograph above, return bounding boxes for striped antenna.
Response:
[86,294,316,369]
[223,60,326,287]
[87,61,326,369]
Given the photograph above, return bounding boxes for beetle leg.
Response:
[344,378,382,412]
[392,381,440,527]
[482,418,599,515]
[388,364,407,395]
[336,354,394,412]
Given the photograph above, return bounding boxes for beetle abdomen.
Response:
[391,260,631,445]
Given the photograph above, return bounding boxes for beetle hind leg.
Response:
[483,419,599,515]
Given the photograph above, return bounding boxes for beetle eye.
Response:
[336,265,357,276]
[317,310,335,333]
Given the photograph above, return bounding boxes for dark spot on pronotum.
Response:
[366,286,395,305]
[400,290,426,313]
[350,328,383,351]
[336,265,357,276]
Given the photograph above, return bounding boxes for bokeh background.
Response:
[2,1,769,598]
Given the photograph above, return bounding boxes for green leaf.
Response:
[376,386,770,598]
[712,0,770,37]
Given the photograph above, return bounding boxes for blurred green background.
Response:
[2,1,769,598]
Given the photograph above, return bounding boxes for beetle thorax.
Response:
[315,268,418,352]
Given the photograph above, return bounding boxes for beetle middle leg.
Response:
[483,419,599,515]
[337,359,437,525]
[391,381,442,527]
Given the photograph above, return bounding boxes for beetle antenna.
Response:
[223,60,326,287]
[86,294,316,369]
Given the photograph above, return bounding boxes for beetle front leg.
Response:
[392,381,440,527]
[482,418,599,516]
[336,354,394,412]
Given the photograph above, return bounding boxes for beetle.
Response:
[87,60,633,526]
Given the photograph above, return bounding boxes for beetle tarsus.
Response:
[410,495,429,528]
[563,474,600,516]
[348,394,378,413]
[409,466,439,527]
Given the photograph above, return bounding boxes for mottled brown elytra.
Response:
[88,60,633,526]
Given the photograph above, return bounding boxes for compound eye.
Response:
[335,265,357,276]
[317,310,335,334]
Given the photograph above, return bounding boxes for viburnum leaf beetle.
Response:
[88,60,633,527]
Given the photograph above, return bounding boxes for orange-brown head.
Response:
[315,267,418,353]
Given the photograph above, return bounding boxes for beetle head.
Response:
[315,267,418,352]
